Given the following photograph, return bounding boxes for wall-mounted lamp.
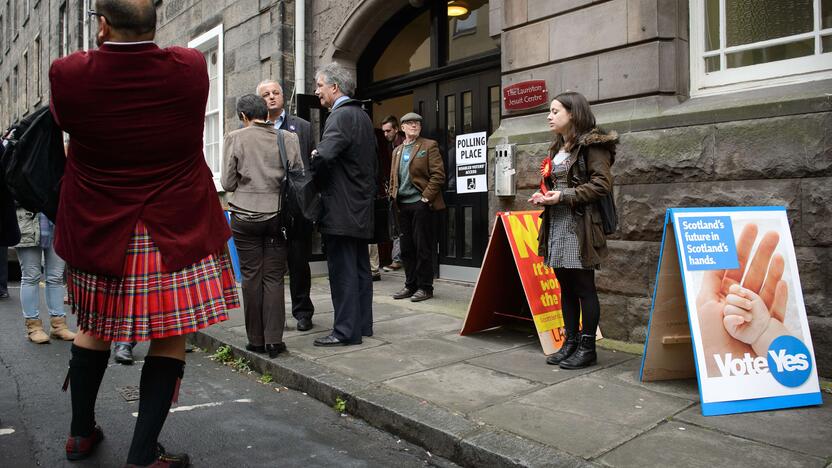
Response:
[447,1,470,18]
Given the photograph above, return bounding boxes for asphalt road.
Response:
[0,284,457,468]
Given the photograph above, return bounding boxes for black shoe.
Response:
[559,335,597,369]
[392,287,415,300]
[113,343,134,365]
[296,318,313,331]
[362,330,373,337]
[313,334,361,347]
[0,291,9,298]
[266,343,287,358]
[410,289,433,302]
[245,343,265,353]
[372,273,381,282]
[125,443,189,467]
[546,334,579,365]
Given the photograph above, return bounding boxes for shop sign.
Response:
[503,80,548,111]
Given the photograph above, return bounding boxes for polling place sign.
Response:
[640,207,822,416]
[455,131,487,194]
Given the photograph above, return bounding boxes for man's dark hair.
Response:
[236,94,268,121]
[96,0,157,36]
[381,115,399,128]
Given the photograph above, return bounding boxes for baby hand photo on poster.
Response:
[695,223,794,377]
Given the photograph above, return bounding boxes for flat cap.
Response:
[400,112,423,123]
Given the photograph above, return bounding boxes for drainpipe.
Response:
[294,0,305,95]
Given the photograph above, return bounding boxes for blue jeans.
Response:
[17,245,66,319]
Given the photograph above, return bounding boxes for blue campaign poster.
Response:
[640,207,822,416]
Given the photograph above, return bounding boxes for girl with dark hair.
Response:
[528,92,617,369]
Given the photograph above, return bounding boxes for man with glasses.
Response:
[256,79,316,332]
[389,113,445,302]
[51,1,239,466]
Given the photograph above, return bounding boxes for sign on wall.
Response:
[502,80,548,111]
[455,131,488,194]
[640,207,823,416]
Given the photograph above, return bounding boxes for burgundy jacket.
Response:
[49,42,231,276]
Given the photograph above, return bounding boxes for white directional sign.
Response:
[455,131,487,194]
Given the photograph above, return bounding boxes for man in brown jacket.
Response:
[388,112,445,302]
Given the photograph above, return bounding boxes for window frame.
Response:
[690,0,832,96]
[188,24,224,191]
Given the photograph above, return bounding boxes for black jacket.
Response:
[280,114,314,171]
[311,99,377,239]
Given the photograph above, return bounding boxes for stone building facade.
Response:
[1,0,830,375]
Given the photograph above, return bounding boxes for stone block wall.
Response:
[492,111,832,376]
[155,0,298,134]
[501,0,687,114]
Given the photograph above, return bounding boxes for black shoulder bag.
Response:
[276,130,321,235]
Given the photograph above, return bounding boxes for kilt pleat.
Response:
[67,221,240,342]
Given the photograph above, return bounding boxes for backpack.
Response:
[1,106,65,222]
[276,129,321,232]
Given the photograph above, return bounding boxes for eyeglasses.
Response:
[87,9,109,23]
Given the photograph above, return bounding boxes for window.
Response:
[447,0,499,63]
[59,2,68,57]
[188,24,224,189]
[373,10,431,81]
[33,34,40,102]
[12,65,17,119]
[21,49,27,114]
[76,0,84,50]
[691,0,832,94]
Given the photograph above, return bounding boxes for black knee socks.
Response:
[67,344,111,437]
[126,356,185,466]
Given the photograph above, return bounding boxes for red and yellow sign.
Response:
[461,211,566,354]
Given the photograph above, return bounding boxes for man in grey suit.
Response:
[310,63,376,346]
[257,80,316,332]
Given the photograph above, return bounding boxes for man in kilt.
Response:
[49,1,239,466]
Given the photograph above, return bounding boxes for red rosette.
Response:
[539,158,551,194]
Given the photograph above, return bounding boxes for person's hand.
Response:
[723,283,790,356]
[530,191,561,206]
[528,192,544,205]
[695,223,783,376]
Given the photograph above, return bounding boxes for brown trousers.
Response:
[230,214,287,346]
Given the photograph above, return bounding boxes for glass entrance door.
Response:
[414,71,500,272]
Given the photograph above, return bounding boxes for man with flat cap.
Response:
[388,112,445,302]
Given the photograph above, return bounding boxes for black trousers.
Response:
[287,218,314,321]
[398,201,435,293]
[553,268,600,337]
[230,215,287,346]
[324,234,373,343]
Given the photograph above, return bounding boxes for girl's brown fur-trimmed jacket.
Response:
[537,128,618,268]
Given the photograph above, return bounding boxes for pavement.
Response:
[0,286,459,468]
[193,271,832,468]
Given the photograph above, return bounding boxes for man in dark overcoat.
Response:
[310,63,377,346]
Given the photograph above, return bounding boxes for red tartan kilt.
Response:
[67,221,240,342]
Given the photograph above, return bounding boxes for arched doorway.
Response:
[356,0,501,281]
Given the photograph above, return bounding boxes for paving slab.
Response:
[675,393,832,459]
[369,313,464,341]
[386,363,542,414]
[590,356,701,401]
[283,330,386,359]
[468,345,635,385]
[387,337,486,367]
[369,302,419,323]
[440,328,538,353]
[318,344,432,382]
[474,375,695,458]
[598,421,827,468]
